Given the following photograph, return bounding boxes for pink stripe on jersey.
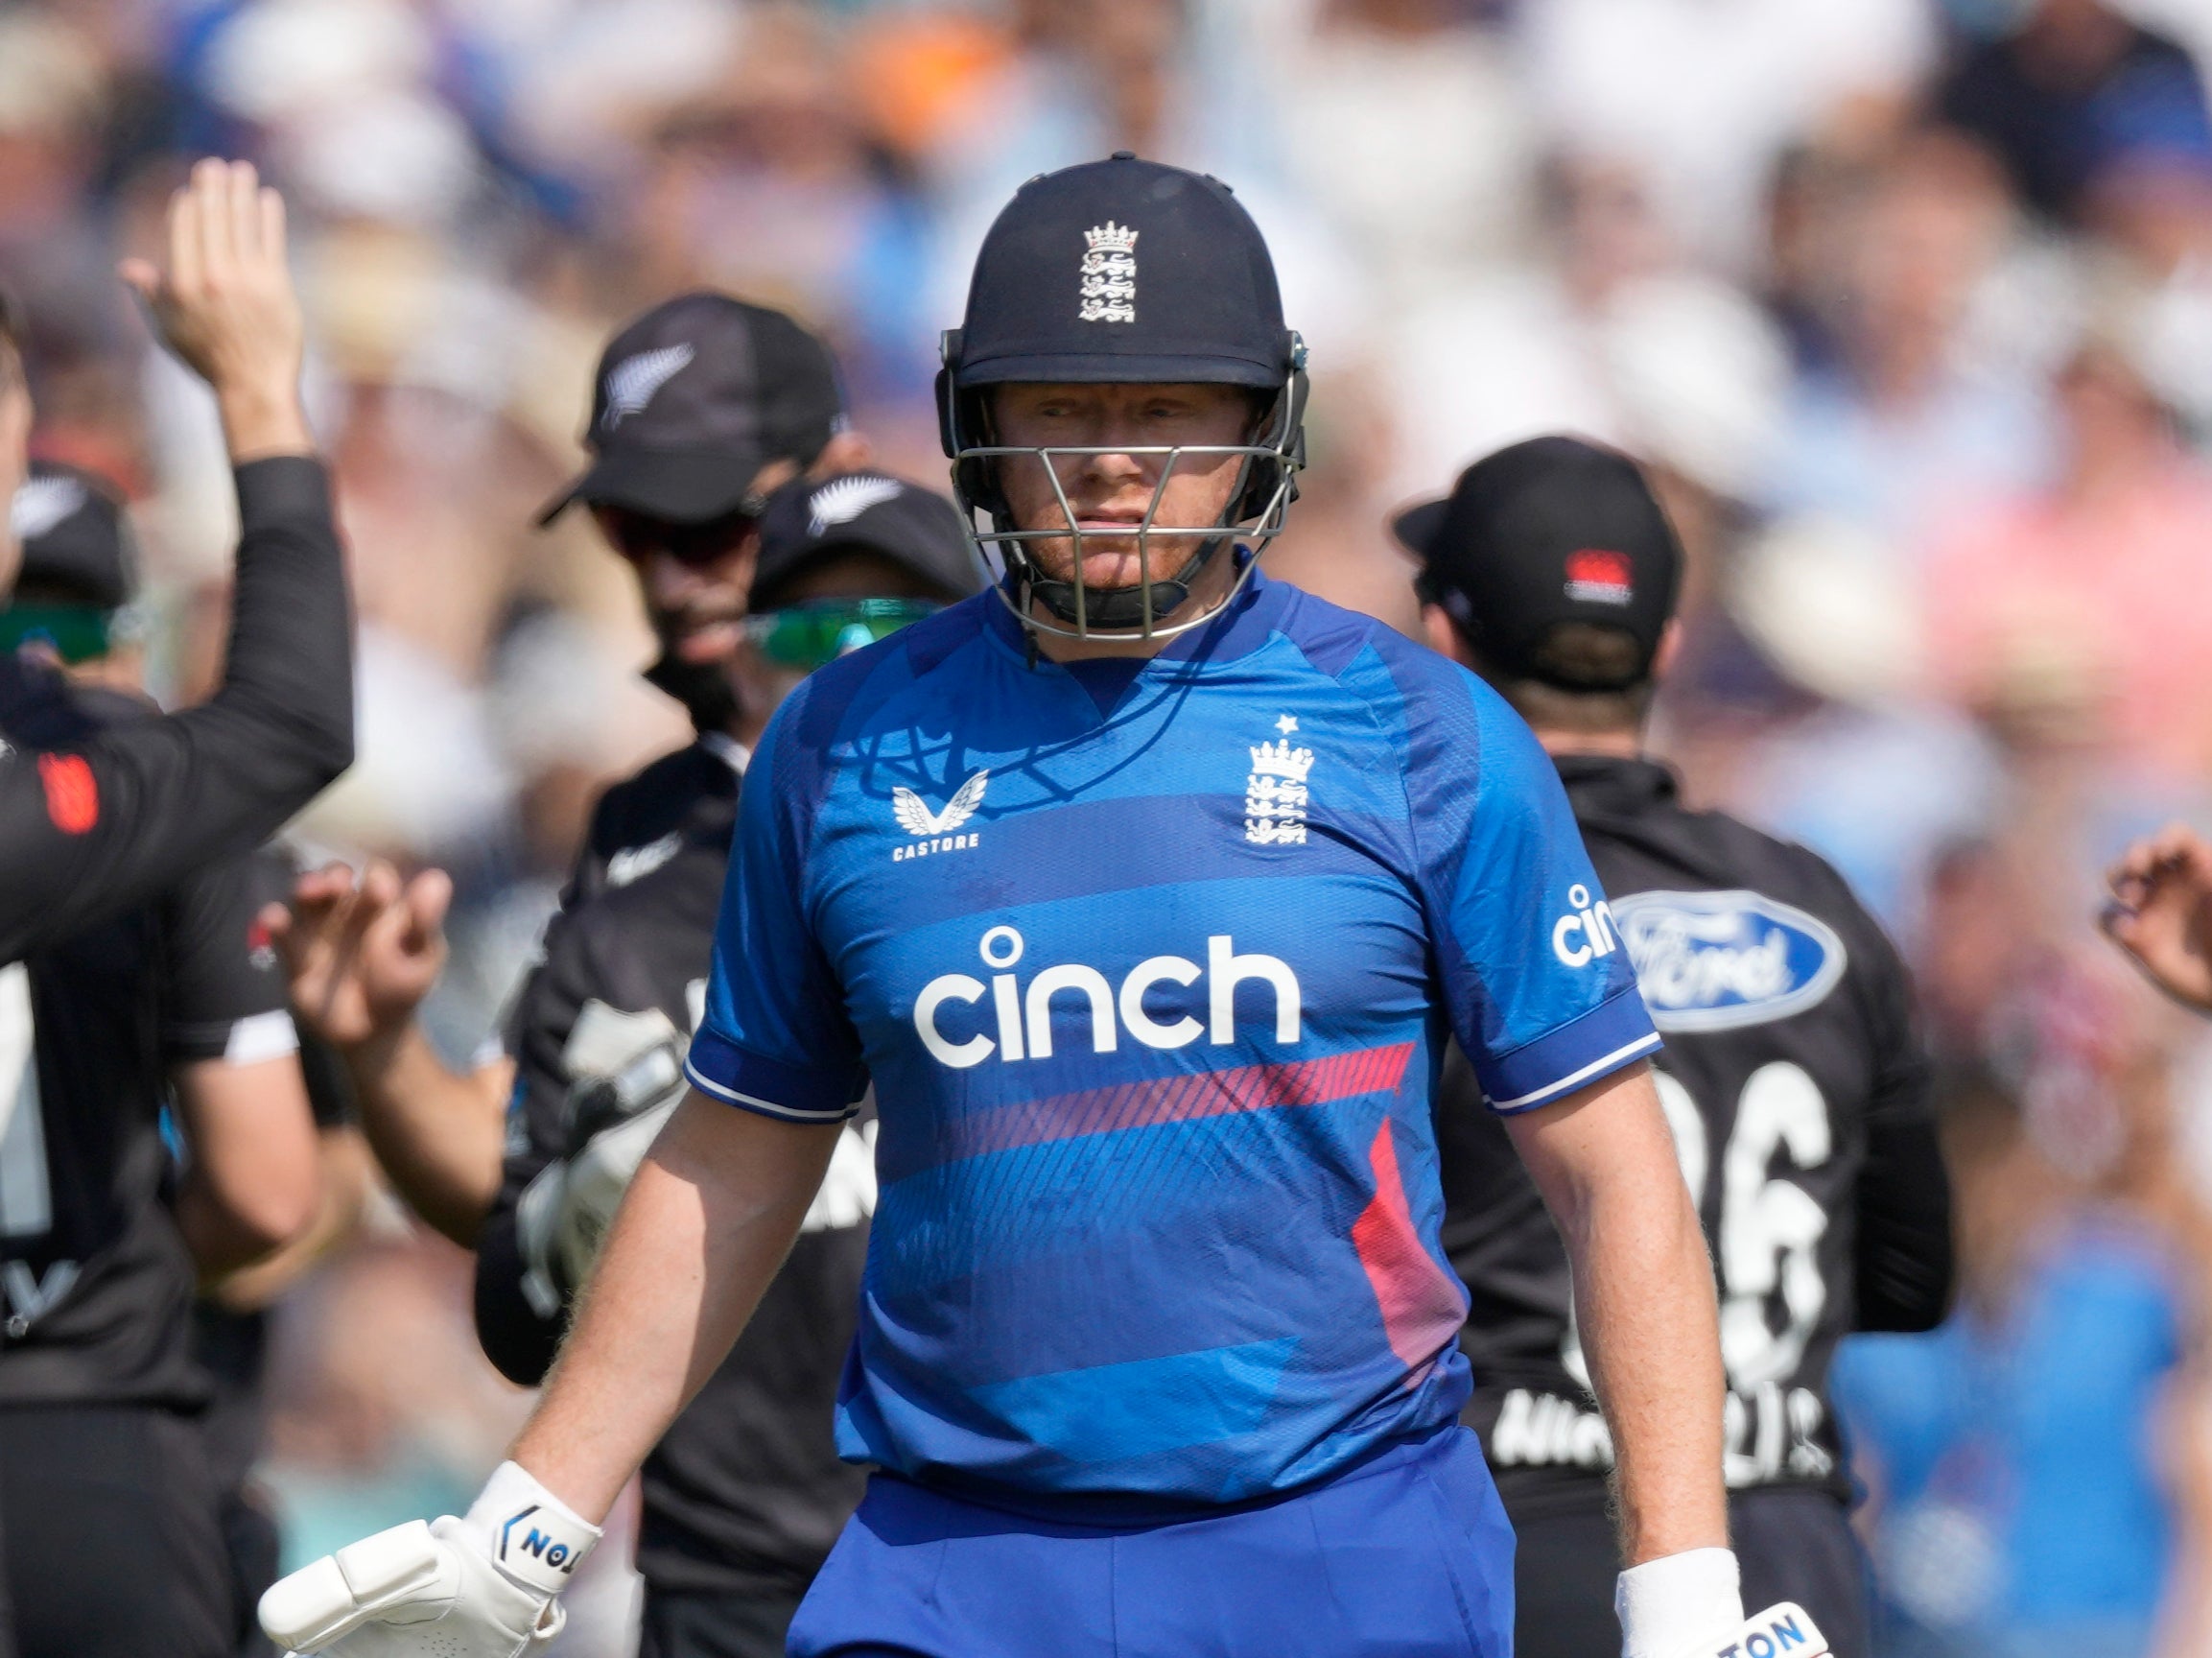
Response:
[1351,1119,1471,1373]
[940,1042,1415,1166]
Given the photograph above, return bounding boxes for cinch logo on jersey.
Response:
[1608,890,1847,1032]
[913,925,1301,1068]
[891,769,988,862]
[1551,884,1619,967]
[1564,548,1633,605]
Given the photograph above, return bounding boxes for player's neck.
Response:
[1531,727,1642,761]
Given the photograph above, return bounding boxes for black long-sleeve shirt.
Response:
[1438,755,1953,1517]
[0,457,352,963]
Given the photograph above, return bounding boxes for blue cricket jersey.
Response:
[686,568,1658,1508]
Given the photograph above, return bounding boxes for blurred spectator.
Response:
[1720,522,2004,940]
[1920,314,2212,782]
[1259,0,1539,307]
[1835,1050,2212,1658]
[1936,0,2212,227]
[1519,0,1935,271]
[1759,130,2057,550]
[1377,152,1789,511]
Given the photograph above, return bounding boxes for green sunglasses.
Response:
[744,598,943,671]
[0,604,117,666]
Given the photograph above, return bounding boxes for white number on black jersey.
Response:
[1562,1061,1838,1486]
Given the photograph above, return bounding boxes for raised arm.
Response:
[0,160,352,960]
[1505,1059,1737,1658]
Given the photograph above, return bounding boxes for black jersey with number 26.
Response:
[1436,756,1952,1515]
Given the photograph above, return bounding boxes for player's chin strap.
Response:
[1020,532,1230,632]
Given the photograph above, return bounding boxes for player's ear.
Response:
[1650,617,1684,684]
[1421,604,1475,670]
[810,429,874,480]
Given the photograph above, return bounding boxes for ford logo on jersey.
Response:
[1608,889,1847,1032]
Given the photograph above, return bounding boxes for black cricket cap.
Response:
[753,471,983,610]
[1394,436,1681,691]
[12,461,135,610]
[537,292,844,528]
[947,153,1295,391]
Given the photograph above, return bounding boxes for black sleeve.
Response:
[1849,905,1954,1333]
[473,907,594,1386]
[159,844,296,1063]
[0,457,352,963]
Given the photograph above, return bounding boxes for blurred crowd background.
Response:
[7,0,2212,1651]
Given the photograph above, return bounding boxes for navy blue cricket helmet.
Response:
[938,154,1306,638]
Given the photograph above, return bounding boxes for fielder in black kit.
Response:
[0,486,319,1655]
[270,294,976,1657]
[482,471,971,1654]
[0,162,350,962]
[1398,437,1954,1658]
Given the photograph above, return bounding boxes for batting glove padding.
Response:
[259,1462,600,1656]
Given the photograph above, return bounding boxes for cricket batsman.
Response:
[263,155,1794,1658]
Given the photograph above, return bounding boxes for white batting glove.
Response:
[260,1462,600,1657]
[1657,1601,1828,1658]
[515,1001,689,1316]
[1616,1547,1743,1658]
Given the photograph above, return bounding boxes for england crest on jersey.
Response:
[1608,889,1847,1031]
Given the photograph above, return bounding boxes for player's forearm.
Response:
[1509,1064,1729,1565]
[211,456,353,773]
[176,1175,294,1280]
[509,1092,838,1522]
[1571,1172,1728,1561]
[345,1022,507,1246]
[213,1126,375,1309]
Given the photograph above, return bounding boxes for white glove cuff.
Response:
[1615,1547,1742,1658]
[463,1461,602,1598]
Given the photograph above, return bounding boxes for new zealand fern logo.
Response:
[808,476,904,537]
[601,343,694,429]
[9,476,86,541]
